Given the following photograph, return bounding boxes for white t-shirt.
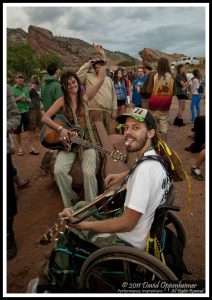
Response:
[191,78,200,95]
[117,150,170,250]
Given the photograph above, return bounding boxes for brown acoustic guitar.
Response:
[39,183,126,245]
[39,114,127,163]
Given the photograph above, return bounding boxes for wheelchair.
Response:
[34,184,187,293]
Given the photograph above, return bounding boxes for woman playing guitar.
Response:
[41,60,106,209]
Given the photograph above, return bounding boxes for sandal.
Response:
[29,150,39,155]
[17,150,24,156]
[191,167,204,181]
[17,178,30,189]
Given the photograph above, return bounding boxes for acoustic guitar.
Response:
[40,114,127,163]
[39,183,126,245]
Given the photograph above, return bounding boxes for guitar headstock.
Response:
[39,217,69,245]
[112,149,128,163]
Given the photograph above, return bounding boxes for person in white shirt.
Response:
[59,107,170,251]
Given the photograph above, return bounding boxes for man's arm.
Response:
[59,207,142,233]
[7,84,21,133]
[85,65,106,100]
[77,61,93,85]
[93,43,106,61]
[111,80,118,111]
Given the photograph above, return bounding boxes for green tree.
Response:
[38,52,62,71]
[7,42,39,83]
[117,60,136,67]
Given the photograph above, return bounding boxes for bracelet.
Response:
[57,125,63,135]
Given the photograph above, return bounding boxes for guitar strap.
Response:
[97,154,170,213]
[66,97,100,169]
[83,99,101,171]
[72,154,170,224]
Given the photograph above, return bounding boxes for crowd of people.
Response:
[7,43,205,272]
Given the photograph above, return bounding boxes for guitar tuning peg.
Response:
[55,238,58,241]
[60,231,64,235]
[65,225,69,229]
[113,159,117,162]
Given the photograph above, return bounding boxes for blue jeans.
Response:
[190,94,201,122]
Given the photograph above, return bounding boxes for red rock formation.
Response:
[28,25,81,67]
[139,48,185,63]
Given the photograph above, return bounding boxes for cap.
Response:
[16,72,24,78]
[116,107,156,129]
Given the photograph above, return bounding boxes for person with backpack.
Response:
[148,57,174,140]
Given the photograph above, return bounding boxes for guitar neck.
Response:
[72,136,114,157]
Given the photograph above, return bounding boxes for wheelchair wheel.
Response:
[164,211,186,249]
[79,245,178,292]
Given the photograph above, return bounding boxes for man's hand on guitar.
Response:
[58,208,79,224]
[104,171,128,189]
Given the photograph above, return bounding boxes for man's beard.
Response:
[125,134,148,152]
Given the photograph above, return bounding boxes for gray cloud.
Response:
[6,5,206,58]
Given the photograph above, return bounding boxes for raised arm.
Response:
[93,43,106,61]
[77,60,93,85]
[84,64,106,101]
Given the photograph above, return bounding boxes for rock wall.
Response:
[139,47,185,62]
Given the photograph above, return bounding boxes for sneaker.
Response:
[191,167,204,181]
[7,232,17,260]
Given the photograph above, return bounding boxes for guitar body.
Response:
[39,114,84,151]
[95,189,126,215]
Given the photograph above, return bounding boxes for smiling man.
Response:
[59,107,171,251]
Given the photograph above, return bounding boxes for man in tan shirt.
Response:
[77,44,117,134]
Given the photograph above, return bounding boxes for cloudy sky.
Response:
[5,3,207,59]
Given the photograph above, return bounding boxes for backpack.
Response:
[163,227,191,279]
[45,230,99,289]
[149,73,174,111]
[140,72,155,98]
[156,139,191,204]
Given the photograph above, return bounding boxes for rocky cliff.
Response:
[139,48,185,63]
[7,25,138,69]
[7,25,186,68]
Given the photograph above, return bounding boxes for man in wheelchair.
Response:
[59,107,170,250]
[35,108,189,293]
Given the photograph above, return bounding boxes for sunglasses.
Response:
[16,76,24,79]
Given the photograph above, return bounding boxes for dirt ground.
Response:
[6,97,206,294]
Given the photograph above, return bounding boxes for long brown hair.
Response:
[60,71,82,114]
[157,57,172,78]
[113,69,125,84]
